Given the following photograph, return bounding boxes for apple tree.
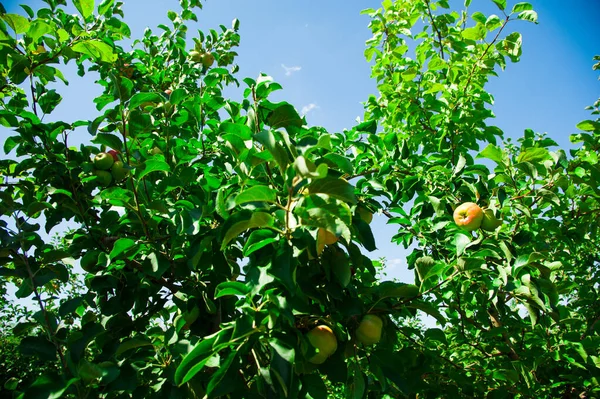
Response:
[0,0,599,398]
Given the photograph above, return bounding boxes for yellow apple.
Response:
[306,325,338,364]
[356,314,383,345]
[189,50,203,62]
[316,228,338,255]
[453,202,483,231]
[202,52,215,68]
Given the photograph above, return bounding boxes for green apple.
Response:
[356,206,373,224]
[481,208,502,231]
[110,161,129,181]
[453,202,483,231]
[202,52,215,68]
[356,314,383,345]
[94,152,114,170]
[306,325,338,364]
[93,169,113,187]
[189,50,203,62]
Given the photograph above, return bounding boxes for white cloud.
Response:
[301,103,318,116]
[281,64,301,77]
[387,258,406,269]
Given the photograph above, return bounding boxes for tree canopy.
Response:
[0,0,599,397]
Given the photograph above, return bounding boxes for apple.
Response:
[356,206,373,224]
[318,228,338,245]
[306,325,337,364]
[164,89,172,96]
[316,228,338,255]
[93,169,113,187]
[94,152,114,170]
[481,208,502,231]
[107,150,120,162]
[453,202,483,231]
[110,161,129,181]
[189,50,203,62]
[202,52,215,68]
[356,314,383,345]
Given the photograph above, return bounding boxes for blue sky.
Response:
[2,0,599,283]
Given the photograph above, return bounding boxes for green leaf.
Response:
[378,282,419,299]
[478,143,504,164]
[137,158,170,179]
[175,334,219,385]
[254,129,289,171]
[235,185,277,205]
[576,120,600,132]
[109,238,137,260]
[302,374,328,399]
[267,103,302,129]
[517,10,538,23]
[92,133,123,152]
[453,233,471,256]
[517,147,550,163]
[511,2,533,12]
[221,211,275,249]
[1,14,30,34]
[407,301,446,325]
[269,337,295,364]
[346,363,366,399]
[115,337,153,357]
[98,0,114,15]
[306,177,356,204]
[23,375,79,399]
[354,119,377,134]
[72,40,117,63]
[462,23,486,40]
[491,0,506,10]
[215,281,250,298]
[73,0,95,20]
[19,336,57,361]
[220,121,253,140]
[129,92,163,109]
[27,20,52,42]
[295,156,328,179]
[206,350,239,398]
[243,229,278,256]
[270,242,297,294]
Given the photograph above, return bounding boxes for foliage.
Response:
[0,0,598,398]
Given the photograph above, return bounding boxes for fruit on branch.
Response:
[94,169,113,187]
[94,152,114,170]
[189,50,203,62]
[110,161,129,181]
[453,202,483,231]
[316,228,338,255]
[306,325,338,364]
[318,228,338,245]
[356,206,373,224]
[202,52,215,68]
[481,208,502,231]
[107,149,120,162]
[356,314,383,345]
[164,89,172,96]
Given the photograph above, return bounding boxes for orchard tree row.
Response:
[0,0,599,397]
